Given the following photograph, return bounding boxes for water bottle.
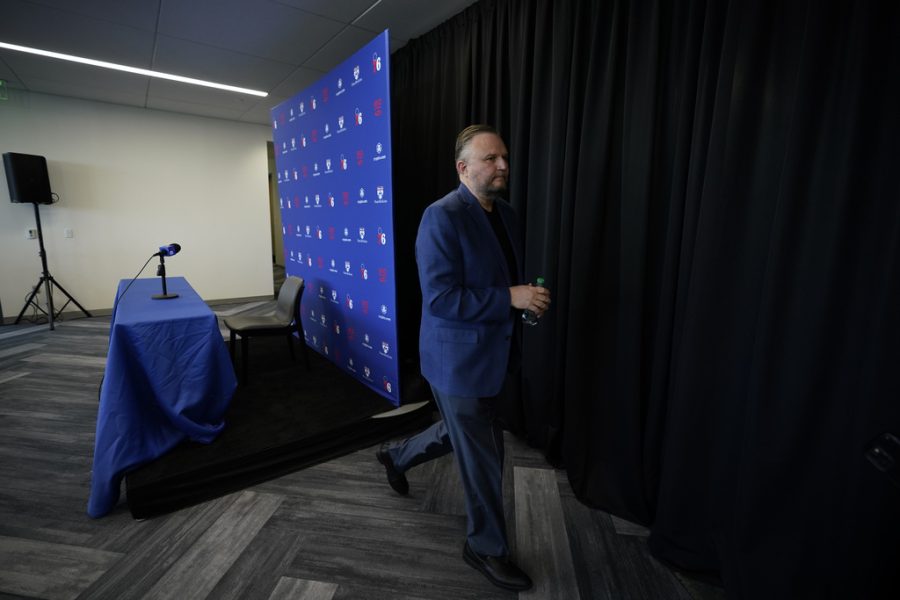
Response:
[521,277,545,326]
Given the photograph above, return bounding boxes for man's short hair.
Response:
[455,124,501,163]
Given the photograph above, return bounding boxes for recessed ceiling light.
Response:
[0,41,268,97]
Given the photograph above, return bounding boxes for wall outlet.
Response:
[64,228,74,238]
[26,229,37,239]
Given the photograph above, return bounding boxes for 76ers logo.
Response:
[377,228,387,245]
[354,108,363,125]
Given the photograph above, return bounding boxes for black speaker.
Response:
[3,152,53,204]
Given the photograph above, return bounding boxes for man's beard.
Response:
[484,178,508,199]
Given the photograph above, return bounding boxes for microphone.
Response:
[111,242,183,309]
[152,242,180,299]
[156,243,181,257]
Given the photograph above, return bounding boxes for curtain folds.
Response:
[390,1,900,597]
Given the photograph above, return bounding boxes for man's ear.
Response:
[456,159,467,177]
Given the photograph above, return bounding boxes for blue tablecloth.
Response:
[87,277,237,517]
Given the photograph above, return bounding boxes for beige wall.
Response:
[0,90,274,318]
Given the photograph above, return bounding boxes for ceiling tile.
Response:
[268,66,326,99]
[354,0,477,42]
[302,25,383,72]
[157,0,345,64]
[146,95,249,122]
[271,0,377,24]
[0,1,473,124]
[23,0,161,31]
[146,78,262,110]
[153,35,296,92]
[2,51,151,95]
[11,76,148,109]
[0,0,156,67]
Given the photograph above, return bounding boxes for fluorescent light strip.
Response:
[0,41,268,97]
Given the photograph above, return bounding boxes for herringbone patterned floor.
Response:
[0,300,725,599]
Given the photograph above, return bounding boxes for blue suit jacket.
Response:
[416,183,523,397]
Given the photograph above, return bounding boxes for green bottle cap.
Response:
[536,277,545,285]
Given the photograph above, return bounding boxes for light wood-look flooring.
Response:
[0,308,726,599]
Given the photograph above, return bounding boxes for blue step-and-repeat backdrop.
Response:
[270,31,399,405]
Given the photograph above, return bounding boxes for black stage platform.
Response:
[125,336,433,519]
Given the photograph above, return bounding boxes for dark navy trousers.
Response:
[386,384,508,557]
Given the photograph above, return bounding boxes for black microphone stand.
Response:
[151,253,179,300]
[15,202,92,329]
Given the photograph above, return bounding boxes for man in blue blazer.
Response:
[377,125,550,591]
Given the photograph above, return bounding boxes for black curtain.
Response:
[390,1,900,598]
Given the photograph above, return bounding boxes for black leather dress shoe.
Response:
[375,449,409,495]
[463,541,533,591]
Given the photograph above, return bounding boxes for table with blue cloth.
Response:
[87,277,237,518]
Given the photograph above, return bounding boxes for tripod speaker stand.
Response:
[15,202,91,330]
